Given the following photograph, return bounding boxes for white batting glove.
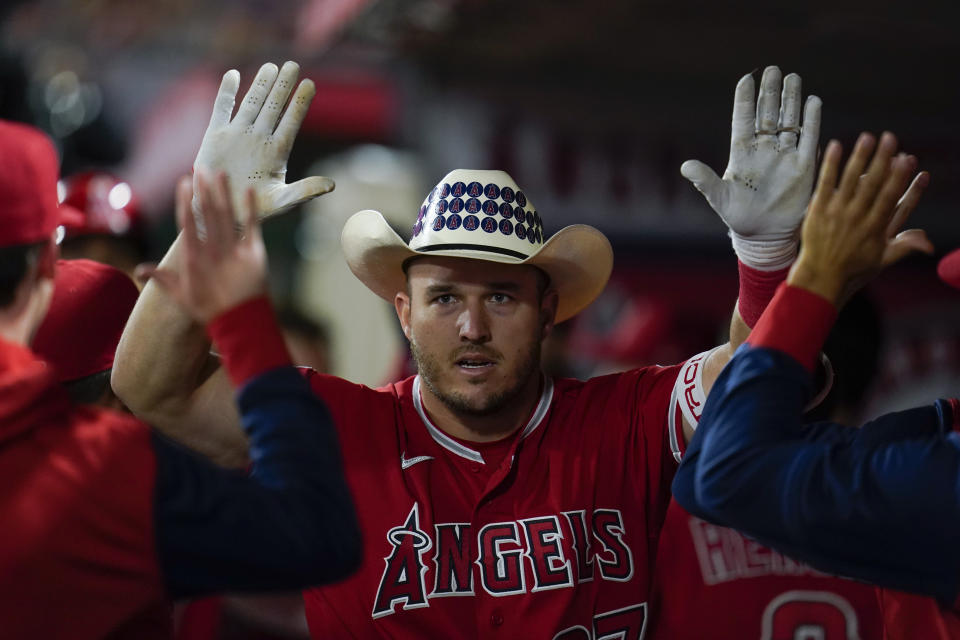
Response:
[681,66,822,270]
[193,61,334,220]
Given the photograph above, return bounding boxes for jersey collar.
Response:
[412,374,554,464]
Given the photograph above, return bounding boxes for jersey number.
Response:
[760,591,860,640]
[553,603,647,640]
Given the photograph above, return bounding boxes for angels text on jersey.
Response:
[373,503,636,619]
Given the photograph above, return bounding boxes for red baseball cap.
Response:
[0,120,81,247]
[938,249,960,290]
[59,171,143,240]
[32,259,140,382]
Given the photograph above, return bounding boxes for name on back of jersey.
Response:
[689,515,825,585]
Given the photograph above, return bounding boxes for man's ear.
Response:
[540,289,559,340]
[395,290,412,340]
[36,234,59,279]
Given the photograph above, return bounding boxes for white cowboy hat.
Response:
[341,169,613,323]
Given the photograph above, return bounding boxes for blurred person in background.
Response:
[0,118,360,638]
[277,305,332,374]
[292,145,425,389]
[58,170,148,280]
[110,60,916,638]
[804,292,882,425]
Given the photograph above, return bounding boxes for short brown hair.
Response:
[0,242,41,308]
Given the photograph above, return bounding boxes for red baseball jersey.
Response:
[649,500,884,639]
[0,338,165,639]
[876,589,960,640]
[648,355,884,639]
[301,365,685,638]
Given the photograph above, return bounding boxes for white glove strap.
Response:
[730,231,799,271]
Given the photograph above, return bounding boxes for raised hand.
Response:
[682,66,822,270]
[193,61,335,220]
[789,132,933,304]
[146,172,268,323]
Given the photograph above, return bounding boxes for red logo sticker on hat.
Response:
[482,200,498,215]
[484,183,500,199]
[499,203,513,219]
[435,199,448,215]
[500,186,515,203]
[449,198,463,214]
[515,224,526,240]
[451,182,467,198]
[441,183,451,198]
[527,226,536,243]
[499,219,513,235]
[464,215,479,231]
[516,191,527,207]
[433,216,446,231]
[514,208,525,224]
[482,217,497,233]
[466,198,481,214]
[446,214,462,230]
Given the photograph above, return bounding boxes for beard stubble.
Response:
[411,336,542,417]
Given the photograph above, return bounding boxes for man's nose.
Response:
[458,300,491,343]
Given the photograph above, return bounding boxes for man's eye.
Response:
[490,293,511,303]
[434,294,455,304]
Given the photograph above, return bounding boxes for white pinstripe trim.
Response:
[520,376,554,440]
[412,374,554,464]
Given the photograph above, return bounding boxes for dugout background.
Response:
[1,0,958,430]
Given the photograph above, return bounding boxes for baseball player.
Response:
[113,61,820,637]
[0,120,360,638]
[58,171,147,279]
[673,131,958,638]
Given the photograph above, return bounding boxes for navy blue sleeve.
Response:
[804,404,949,444]
[674,343,960,605]
[153,366,361,598]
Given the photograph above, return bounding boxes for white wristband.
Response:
[730,231,799,271]
[667,348,717,463]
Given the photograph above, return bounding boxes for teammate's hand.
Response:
[145,172,268,323]
[788,131,933,304]
[193,61,335,220]
[681,66,821,270]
